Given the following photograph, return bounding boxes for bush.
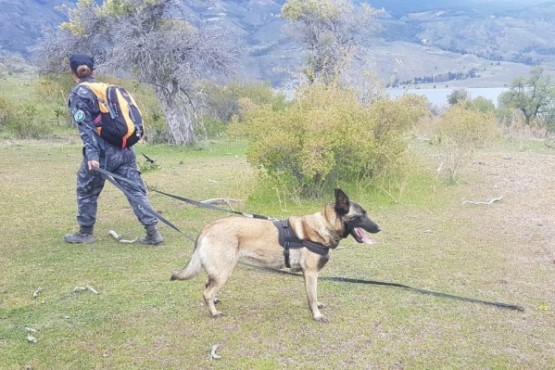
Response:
[34,75,74,127]
[4,102,53,139]
[199,117,228,139]
[447,89,469,105]
[1,75,61,139]
[437,103,499,183]
[200,81,288,139]
[230,83,427,197]
[469,96,496,113]
[0,96,13,128]
[34,75,73,104]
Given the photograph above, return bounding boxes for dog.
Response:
[170,188,380,322]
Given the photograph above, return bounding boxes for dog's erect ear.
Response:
[334,188,350,215]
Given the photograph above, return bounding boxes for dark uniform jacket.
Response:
[68,77,106,162]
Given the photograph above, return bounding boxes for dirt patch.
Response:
[462,148,555,299]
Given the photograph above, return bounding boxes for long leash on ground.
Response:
[94,167,524,312]
[241,263,525,312]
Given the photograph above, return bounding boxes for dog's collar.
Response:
[273,219,329,268]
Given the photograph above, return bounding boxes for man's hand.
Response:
[88,160,100,170]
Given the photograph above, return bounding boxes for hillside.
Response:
[0,0,67,54]
[2,0,555,88]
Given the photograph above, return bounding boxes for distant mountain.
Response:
[2,0,555,88]
[0,0,68,54]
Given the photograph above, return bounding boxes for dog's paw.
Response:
[211,311,225,319]
[313,314,329,323]
[317,302,325,309]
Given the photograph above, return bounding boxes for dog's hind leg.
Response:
[204,277,225,317]
[202,256,239,318]
[203,271,234,317]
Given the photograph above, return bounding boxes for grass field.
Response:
[1,137,554,369]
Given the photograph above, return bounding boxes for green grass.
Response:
[1,138,554,369]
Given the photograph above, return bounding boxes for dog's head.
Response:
[334,188,380,245]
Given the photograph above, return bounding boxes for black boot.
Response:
[138,224,163,245]
[64,226,95,244]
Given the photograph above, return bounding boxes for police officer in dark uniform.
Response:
[64,53,163,245]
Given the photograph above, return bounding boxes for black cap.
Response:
[69,53,94,73]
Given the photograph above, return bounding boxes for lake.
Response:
[387,87,508,107]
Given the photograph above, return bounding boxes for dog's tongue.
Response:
[354,227,376,245]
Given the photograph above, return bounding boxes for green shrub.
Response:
[468,96,496,113]
[437,103,499,183]
[0,96,13,128]
[1,75,61,138]
[33,75,75,127]
[6,102,53,139]
[230,83,426,197]
[200,117,228,139]
[200,81,288,139]
[144,111,171,144]
[34,75,73,105]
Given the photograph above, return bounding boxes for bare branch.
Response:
[462,195,504,205]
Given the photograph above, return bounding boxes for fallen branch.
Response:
[73,286,100,294]
[108,230,137,244]
[201,198,240,206]
[33,287,41,299]
[86,285,99,294]
[462,195,503,205]
[210,343,222,360]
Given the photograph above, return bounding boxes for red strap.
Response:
[93,114,102,127]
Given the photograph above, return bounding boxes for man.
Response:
[64,53,163,245]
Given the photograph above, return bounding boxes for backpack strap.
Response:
[78,81,109,133]
[79,81,110,114]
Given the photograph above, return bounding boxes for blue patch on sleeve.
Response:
[73,110,86,122]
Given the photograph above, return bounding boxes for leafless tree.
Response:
[35,0,241,145]
[281,0,381,85]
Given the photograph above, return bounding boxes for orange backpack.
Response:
[80,82,144,148]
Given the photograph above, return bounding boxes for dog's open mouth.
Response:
[352,227,376,245]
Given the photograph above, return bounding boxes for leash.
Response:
[92,167,196,242]
[95,166,525,313]
[148,188,270,220]
[241,263,525,312]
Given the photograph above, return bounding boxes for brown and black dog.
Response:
[171,188,380,322]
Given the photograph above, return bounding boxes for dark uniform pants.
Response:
[75,145,157,228]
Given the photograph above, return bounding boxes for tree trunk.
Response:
[155,87,197,145]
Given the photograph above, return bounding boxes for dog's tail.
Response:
[170,241,203,281]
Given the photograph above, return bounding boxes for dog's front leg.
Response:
[303,271,328,323]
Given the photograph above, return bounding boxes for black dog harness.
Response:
[273,219,329,268]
